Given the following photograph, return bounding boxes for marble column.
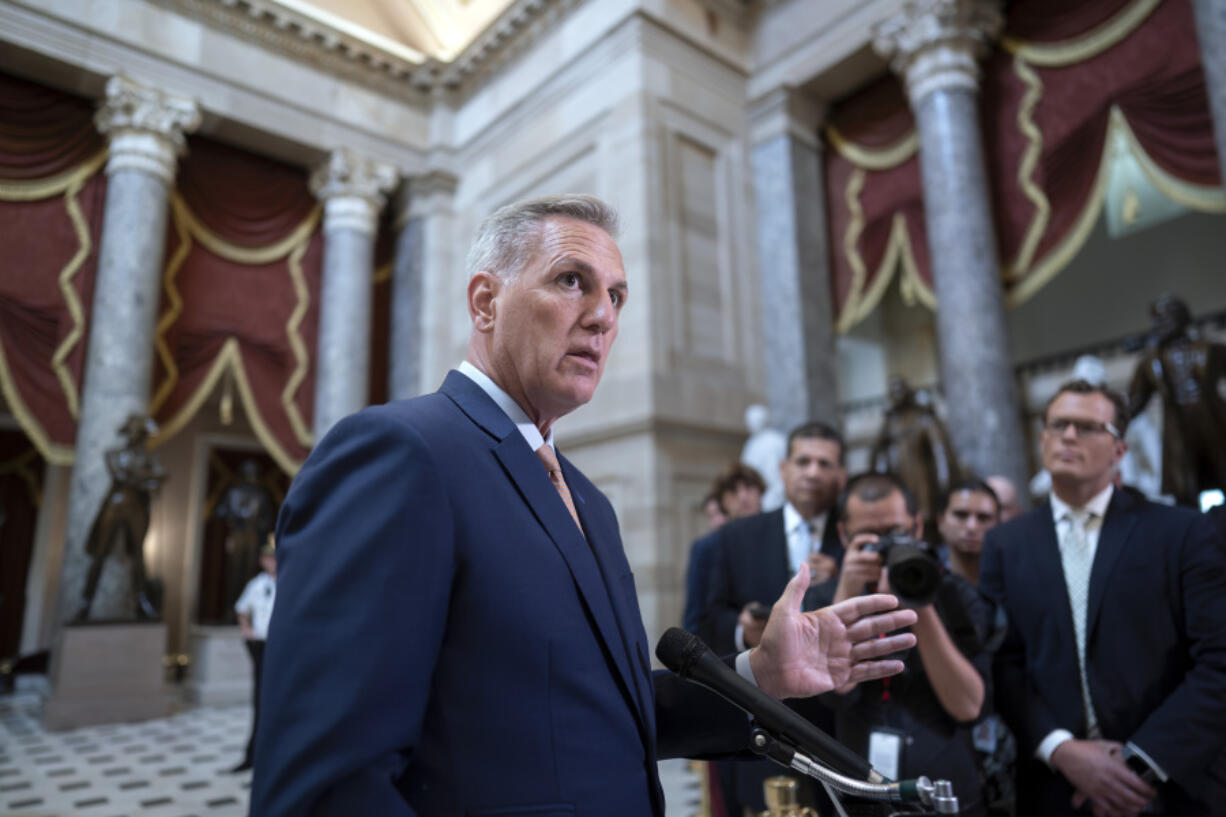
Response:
[1192,0,1226,174]
[874,0,1029,492]
[389,171,457,401]
[749,87,840,432]
[57,76,200,623]
[309,148,397,440]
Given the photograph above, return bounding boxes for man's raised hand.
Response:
[749,561,917,700]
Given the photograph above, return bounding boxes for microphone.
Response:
[655,627,879,782]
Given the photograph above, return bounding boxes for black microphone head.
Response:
[655,627,709,678]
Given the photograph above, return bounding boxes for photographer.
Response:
[822,473,995,816]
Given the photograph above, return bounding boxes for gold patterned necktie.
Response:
[536,445,584,534]
[1062,509,1099,736]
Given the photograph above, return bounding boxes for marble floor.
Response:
[0,691,702,817]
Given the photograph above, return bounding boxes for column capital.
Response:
[310,148,399,236]
[95,76,201,183]
[873,0,1003,107]
[748,86,827,151]
[397,170,459,225]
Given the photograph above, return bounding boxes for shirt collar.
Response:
[457,361,553,452]
[783,502,825,535]
[1050,483,1114,523]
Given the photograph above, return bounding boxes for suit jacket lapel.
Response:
[767,509,790,590]
[565,463,654,730]
[442,371,645,728]
[1087,489,1140,644]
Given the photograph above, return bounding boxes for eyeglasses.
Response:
[1044,417,1121,439]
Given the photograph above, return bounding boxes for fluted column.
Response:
[1192,0,1226,173]
[875,0,1028,492]
[749,87,840,431]
[389,171,456,401]
[57,76,200,623]
[309,148,397,439]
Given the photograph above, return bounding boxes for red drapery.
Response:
[825,0,1223,330]
[0,72,105,463]
[152,136,324,473]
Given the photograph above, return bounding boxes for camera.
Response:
[863,532,942,606]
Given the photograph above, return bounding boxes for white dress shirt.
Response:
[783,502,828,575]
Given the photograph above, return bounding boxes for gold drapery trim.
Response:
[1005,107,1146,306]
[826,125,918,172]
[0,151,106,201]
[151,199,194,414]
[0,341,75,466]
[151,195,319,455]
[838,214,929,332]
[1001,0,1161,66]
[50,168,95,419]
[0,151,107,463]
[282,238,314,448]
[374,261,391,284]
[1006,54,1051,281]
[151,337,302,476]
[0,447,43,508]
[1114,111,1226,213]
[836,168,869,333]
[171,192,321,265]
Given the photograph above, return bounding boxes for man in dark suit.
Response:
[981,379,1226,816]
[682,462,765,634]
[249,195,918,817]
[698,423,846,814]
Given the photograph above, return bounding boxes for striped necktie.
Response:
[536,445,584,534]
[1060,509,1099,736]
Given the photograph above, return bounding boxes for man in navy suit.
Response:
[981,379,1226,816]
[697,423,846,814]
[249,195,918,817]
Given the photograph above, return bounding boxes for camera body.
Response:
[863,532,942,606]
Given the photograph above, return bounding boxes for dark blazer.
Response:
[980,488,1226,816]
[682,529,720,633]
[698,508,843,655]
[250,372,746,817]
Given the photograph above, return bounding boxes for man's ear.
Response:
[911,514,924,539]
[468,271,501,333]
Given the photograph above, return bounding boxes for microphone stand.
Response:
[748,728,959,817]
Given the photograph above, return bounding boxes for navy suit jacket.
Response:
[250,372,746,817]
[980,488,1226,815]
[698,508,843,655]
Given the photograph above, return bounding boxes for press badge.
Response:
[868,729,903,781]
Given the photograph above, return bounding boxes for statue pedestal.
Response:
[186,625,252,705]
[42,621,176,731]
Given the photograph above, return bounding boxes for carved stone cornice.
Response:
[151,0,577,100]
[95,76,202,183]
[310,148,399,236]
[873,0,1003,107]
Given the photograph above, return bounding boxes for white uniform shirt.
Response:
[235,572,277,641]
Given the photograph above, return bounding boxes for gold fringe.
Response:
[826,125,918,172]
[1007,54,1051,281]
[897,221,935,310]
[282,238,315,449]
[1001,0,1161,66]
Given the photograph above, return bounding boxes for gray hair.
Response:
[464,194,620,281]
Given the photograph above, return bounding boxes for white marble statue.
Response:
[741,404,787,512]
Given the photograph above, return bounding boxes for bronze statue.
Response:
[1128,293,1226,506]
[870,376,959,528]
[76,414,166,621]
[213,458,276,615]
